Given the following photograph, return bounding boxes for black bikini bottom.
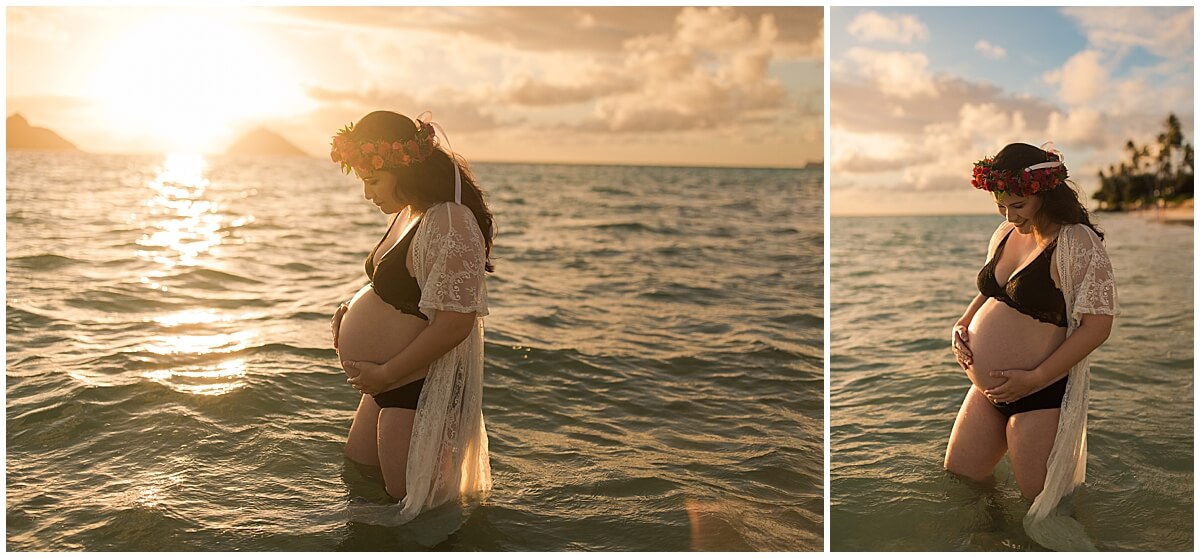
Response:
[372,377,426,409]
[990,375,1068,418]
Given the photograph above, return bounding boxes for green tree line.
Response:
[1093,113,1194,211]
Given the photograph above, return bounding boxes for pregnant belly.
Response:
[965,298,1066,391]
[337,284,428,375]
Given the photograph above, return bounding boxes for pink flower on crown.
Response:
[372,155,384,170]
[361,143,376,154]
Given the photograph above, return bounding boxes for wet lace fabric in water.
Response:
[985,221,1119,550]
[356,202,492,526]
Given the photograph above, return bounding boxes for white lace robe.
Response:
[359,201,492,527]
[984,221,1118,550]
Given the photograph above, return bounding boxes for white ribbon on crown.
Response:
[1025,141,1065,172]
[416,111,462,205]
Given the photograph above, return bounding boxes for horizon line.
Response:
[5,148,823,171]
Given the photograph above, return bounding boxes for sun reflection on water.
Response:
[136,153,258,397]
[143,330,257,356]
[144,358,248,397]
[152,309,222,327]
[137,152,223,269]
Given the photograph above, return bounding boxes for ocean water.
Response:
[830,213,1194,551]
[5,151,823,551]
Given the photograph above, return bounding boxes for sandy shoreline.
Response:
[1119,199,1194,226]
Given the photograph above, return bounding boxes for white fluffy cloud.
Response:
[844,48,937,99]
[1044,50,1110,107]
[575,7,792,132]
[1044,108,1105,148]
[847,11,929,44]
[831,7,1193,214]
[974,40,1006,60]
[1061,7,1194,60]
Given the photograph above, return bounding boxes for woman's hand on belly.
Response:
[331,302,349,350]
[951,322,973,369]
[965,299,1065,393]
[984,368,1053,404]
[342,359,394,395]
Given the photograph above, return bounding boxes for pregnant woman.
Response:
[328,110,495,524]
[944,143,1117,549]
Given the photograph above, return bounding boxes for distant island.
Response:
[6,113,80,151]
[224,127,309,157]
[804,161,822,170]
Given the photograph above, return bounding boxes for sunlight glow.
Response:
[137,153,222,268]
[144,359,248,397]
[90,11,301,153]
[152,309,222,327]
[143,331,258,356]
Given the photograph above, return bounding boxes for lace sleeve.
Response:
[1064,224,1118,318]
[986,220,1013,263]
[415,203,490,317]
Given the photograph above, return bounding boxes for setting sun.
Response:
[88,11,304,153]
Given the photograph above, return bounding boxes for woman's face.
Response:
[356,169,406,214]
[995,192,1043,235]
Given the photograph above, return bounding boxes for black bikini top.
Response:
[365,213,428,320]
[977,229,1067,327]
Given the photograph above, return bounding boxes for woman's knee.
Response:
[345,396,382,465]
[385,482,407,501]
[943,454,993,483]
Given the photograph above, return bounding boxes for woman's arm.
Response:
[985,313,1114,403]
[344,310,477,394]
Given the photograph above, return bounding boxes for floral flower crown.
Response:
[971,143,1068,197]
[330,117,437,175]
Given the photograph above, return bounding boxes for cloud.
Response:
[6,7,74,42]
[1043,50,1110,106]
[1061,7,1194,60]
[299,5,811,135]
[832,6,1193,213]
[276,6,822,59]
[500,73,637,107]
[1044,108,1105,149]
[847,11,929,44]
[302,85,504,133]
[1054,7,1193,125]
[835,152,925,174]
[843,48,937,99]
[974,40,1006,60]
[831,75,1059,136]
[675,6,758,50]
[524,7,796,132]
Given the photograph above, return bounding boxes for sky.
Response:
[6,6,823,168]
[830,7,1195,215]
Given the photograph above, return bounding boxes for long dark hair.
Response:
[351,110,496,272]
[992,143,1103,241]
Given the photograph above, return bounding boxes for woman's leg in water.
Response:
[1007,408,1060,500]
[377,408,416,501]
[944,387,1009,482]
[345,393,382,467]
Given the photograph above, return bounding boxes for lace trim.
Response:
[415,202,490,317]
[1023,223,1117,551]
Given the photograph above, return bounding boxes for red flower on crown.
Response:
[328,120,438,175]
[970,153,1068,197]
